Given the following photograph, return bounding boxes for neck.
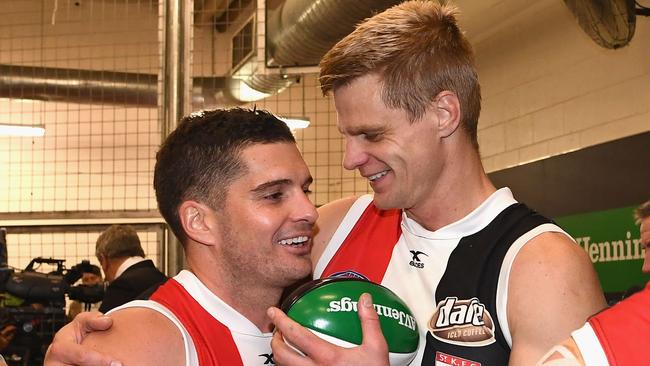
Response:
[185,250,282,332]
[405,142,496,231]
[106,257,128,282]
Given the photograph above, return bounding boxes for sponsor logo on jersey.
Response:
[326,296,417,331]
[409,250,428,269]
[435,351,481,366]
[258,353,275,364]
[429,297,496,347]
[328,270,369,280]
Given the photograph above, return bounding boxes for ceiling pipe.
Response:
[0,0,403,107]
[266,0,402,67]
[0,64,158,107]
[218,0,401,104]
[0,64,230,108]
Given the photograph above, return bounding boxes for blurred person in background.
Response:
[95,225,167,313]
[636,200,650,274]
[67,265,103,321]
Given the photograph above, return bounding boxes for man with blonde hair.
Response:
[95,225,167,313]
[44,2,606,365]
[270,2,605,365]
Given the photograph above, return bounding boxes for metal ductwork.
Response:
[0,64,223,108]
[266,0,402,67]
[0,64,159,107]
[0,0,403,107]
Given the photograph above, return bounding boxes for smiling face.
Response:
[211,142,317,289]
[334,73,444,211]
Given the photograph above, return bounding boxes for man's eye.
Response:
[363,133,380,141]
[265,192,284,201]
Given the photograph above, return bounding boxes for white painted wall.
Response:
[475,2,650,172]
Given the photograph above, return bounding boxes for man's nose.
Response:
[342,138,367,171]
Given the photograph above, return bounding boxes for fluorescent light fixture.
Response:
[232,79,272,102]
[0,123,45,137]
[279,117,310,130]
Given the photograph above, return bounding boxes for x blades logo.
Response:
[409,250,428,269]
[258,353,275,364]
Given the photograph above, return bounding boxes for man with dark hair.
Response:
[269,2,605,366]
[68,264,103,320]
[95,225,167,313]
[46,108,320,365]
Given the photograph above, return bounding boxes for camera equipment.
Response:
[0,230,105,365]
[0,257,106,366]
[1,257,105,307]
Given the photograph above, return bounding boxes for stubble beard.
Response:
[219,221,310,291]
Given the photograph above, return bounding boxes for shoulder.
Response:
[507,231,606,364]
[510,231,596,288]
[124,260,156,273]
[83,306,185,366]
[122,261,166,279]
[312,195,362,264]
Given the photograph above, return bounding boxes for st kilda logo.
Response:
[429,297,496,347]
[409,250,428,269]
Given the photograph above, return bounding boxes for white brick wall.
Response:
[477,2,650,172]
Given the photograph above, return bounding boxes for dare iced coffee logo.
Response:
[429,297,496,347]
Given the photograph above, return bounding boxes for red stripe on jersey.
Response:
[588,281,650,365]
[151,279,243,366]
[321,201,402,283]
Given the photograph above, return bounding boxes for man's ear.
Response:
[432,91,461,138]
[178,200,218,246]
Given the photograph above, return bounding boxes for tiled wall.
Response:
[247,74,365,207]
[0,1,162,270]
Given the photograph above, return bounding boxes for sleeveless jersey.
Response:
[113,270,274,366]
[569,281,650,365]
[314,188,567,366]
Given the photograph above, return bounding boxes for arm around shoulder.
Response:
[312,196,360,265]
[507,231,606,366]
[83,307,185,366]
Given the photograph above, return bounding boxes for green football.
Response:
[281,278,419,366]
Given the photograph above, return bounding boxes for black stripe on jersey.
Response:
[423,203,553,365]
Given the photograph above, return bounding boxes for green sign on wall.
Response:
[556,205,648,294]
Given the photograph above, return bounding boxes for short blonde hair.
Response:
[635,200,650,224]
[319,1,481,149]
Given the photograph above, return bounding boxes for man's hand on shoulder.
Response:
[82,307,184,366]
[44,311,120,366]
[507,232,606,365]
[269,293,389,366]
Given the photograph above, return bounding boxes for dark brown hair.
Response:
[153,108,296,242]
